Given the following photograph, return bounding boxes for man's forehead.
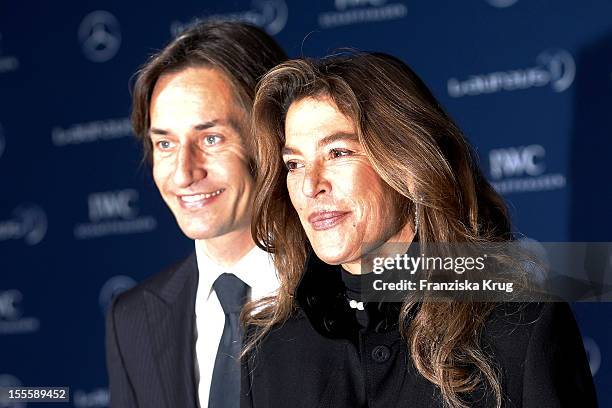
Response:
[149,68,247,128]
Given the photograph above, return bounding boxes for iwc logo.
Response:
[488,145,566,194]
[78,10,121,63]
[73,188,157,239]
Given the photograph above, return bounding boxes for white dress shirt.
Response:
[193,241,279,408]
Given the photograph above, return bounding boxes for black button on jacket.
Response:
[241,251,598,408]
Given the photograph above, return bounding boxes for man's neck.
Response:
[196,228,256,268]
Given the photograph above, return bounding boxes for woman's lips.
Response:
[307,211,351,231]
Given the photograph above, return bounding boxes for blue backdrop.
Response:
[1,1,610,406]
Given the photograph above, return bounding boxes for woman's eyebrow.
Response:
[282,132,358,156]
[317,132,358,148]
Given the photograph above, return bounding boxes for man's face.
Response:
[149,67,254,240]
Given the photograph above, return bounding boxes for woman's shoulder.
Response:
[483,301,582,355]
[485,301,577,335]
[483,302,596,406]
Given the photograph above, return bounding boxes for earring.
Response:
[414,196,423,235]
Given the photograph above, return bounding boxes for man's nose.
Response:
[301,164,330,198]
[173,144,207,188]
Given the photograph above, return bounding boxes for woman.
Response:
[242,52,596,407]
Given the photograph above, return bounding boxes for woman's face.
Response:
[282,96,412,272]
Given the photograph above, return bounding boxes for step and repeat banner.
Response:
[1,0,611,406]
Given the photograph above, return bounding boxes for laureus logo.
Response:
[318,0,407,29]
[583,337,601,377]
[14,205,48,245]
[78,10,122,63]
[485,0,518,7]
[0,290,40,335]
[448,48,575,98]
[0,204,48,246]
[253,0,288,35]
[99,275,137,315]
[171,0,288,37]
[536,48,575,93]
[0,374,25,408]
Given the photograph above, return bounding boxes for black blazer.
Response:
[105,253,199,408]
[242,253,598,408]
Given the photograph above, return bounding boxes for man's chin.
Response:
[177,221,224,241]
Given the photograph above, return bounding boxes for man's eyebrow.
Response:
[194,120,218,131]
[149,118,244,137]
[282,132,358,156]
[149,127,168,136]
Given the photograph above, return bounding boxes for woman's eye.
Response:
[284,160,303,171]
[330,148,353,158]
[203,135,222,146]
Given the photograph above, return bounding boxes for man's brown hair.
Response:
[131,20,287,163]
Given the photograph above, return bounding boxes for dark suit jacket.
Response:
[106,253,199,408]
[242,252,598,408]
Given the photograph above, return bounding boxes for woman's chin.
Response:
[311,245,355,266]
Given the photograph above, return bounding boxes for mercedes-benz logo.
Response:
[78,10,121,63]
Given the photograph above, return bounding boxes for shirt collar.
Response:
[295,249,409,340]
[195,240,279,303]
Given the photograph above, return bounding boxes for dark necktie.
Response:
[208,273,249,408]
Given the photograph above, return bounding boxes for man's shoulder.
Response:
[110,253,197,319]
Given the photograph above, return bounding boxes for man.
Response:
[105,21,287,408]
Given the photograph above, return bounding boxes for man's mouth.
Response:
[178,188,225,207]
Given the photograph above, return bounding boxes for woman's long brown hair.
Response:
[244,52,514,408]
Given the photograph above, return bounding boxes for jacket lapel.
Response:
[144,253,199,408]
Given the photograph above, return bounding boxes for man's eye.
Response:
[284,160,303,172]
[330,148,353,158]
[203,135,223,146]
[156,140,173,150]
